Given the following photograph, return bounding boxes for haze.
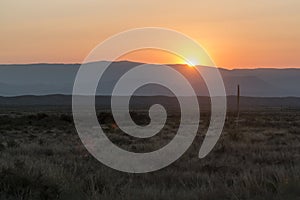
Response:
[1,0,300,69]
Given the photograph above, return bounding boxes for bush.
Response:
[0,167,61,200]
[59,114,73,123]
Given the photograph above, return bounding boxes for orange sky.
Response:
[1,0,300,69]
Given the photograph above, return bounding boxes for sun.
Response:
[187,63,195,68]
[184,58,199,67]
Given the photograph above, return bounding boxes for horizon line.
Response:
[1,94,300,99]
[0,60,300,70]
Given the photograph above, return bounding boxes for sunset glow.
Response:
[184,57,200,67]
[1,0,300,69]
[116,48,206,68]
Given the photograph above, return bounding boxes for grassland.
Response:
[0,107,299,200]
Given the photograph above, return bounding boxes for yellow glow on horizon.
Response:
[117,49,201,66]
[1,0,300,68]
[184,58,200,67]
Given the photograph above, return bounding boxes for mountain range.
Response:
[0,61,299,97]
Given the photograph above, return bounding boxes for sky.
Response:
[1,0,300,69]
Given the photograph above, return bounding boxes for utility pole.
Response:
[237,84,240,128]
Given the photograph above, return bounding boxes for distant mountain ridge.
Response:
[1,95,300,111]
[0,61,299,97]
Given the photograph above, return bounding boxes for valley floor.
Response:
[0,107,299,200]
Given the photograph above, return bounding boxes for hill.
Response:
[0,61,300,97]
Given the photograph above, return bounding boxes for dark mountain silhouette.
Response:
[0,61,299,97]
[0,95,300,111]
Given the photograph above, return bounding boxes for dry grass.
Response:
[0,108,299,200]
